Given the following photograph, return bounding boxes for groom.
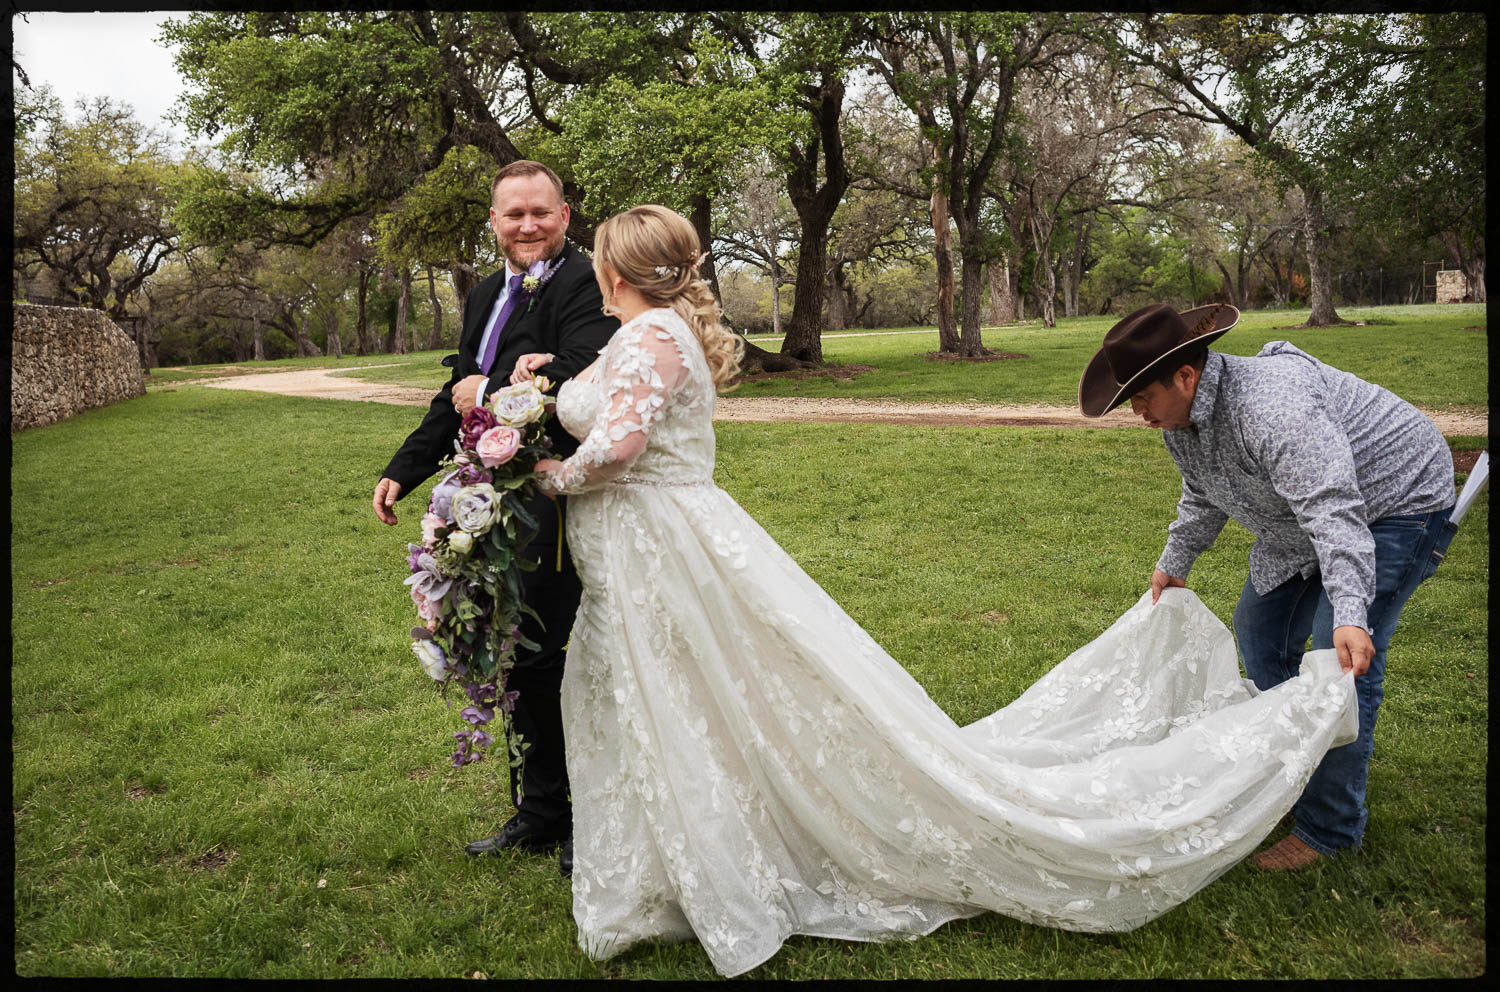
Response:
[373,160,618,876]
[1080,302,1457,871]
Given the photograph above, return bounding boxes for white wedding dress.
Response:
[543,308,1358,977]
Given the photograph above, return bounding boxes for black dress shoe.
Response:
[559,838,573,877]
[465,814,569,857]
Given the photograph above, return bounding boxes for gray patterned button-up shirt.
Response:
[1157,342,1455,633]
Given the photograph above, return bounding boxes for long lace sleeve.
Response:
[537,320,689,496]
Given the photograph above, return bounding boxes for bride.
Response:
[516,204,1357,977]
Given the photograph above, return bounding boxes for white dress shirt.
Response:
[474,259,545,408]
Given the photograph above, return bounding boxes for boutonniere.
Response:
[522,256,566,314]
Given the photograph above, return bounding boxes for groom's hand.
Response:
[1150,569,1186,604]
[452,375,485,416]
[373,477,403,525]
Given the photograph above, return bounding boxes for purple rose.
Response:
[456,462,492,487]
[403,550,453,602]
[429,471,464,522]
[460,407,499,451]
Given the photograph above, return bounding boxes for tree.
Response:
[846,83,961,346]
[756,14,866,364]
[1323,13,1486,300]
[13,89,182,320]
[867,12,1066,355]
[825,186,929,331]
[163,11,526,248]
[713,167,800,337]
[374,145,497,336]
[1120,13,1478,324]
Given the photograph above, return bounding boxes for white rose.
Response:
[451,483,501,533]
[447,530,474,554]
[488,381,547,427]
[412,639,448,681]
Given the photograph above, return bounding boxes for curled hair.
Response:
[593,205,743,387]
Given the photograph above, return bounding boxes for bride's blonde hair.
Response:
[593,205,743,387]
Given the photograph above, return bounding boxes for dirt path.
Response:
[189,366,1488,435]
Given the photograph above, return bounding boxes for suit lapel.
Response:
[465,244,576,367]
[462,271,506,360]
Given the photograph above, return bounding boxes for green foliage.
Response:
[1318,14,1485,258]
[373,146,496,270]
[11,387,1486,977]
[547,74,780,219]
[164,13,441,177]
[535,15,797,221]
[13,88,184,317]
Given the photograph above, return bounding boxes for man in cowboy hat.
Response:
[1080,302,1457,871]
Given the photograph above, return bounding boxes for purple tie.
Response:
[479,272,527,374]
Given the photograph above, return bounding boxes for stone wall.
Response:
[1436,269,1469,304]
[11,304,146,432]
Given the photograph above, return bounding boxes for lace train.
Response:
[543,308,1358,976]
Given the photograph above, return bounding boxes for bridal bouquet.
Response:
[406,378,554,770]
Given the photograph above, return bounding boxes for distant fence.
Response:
[1332,266,1433,307]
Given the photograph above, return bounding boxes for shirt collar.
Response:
[505,259,547,281]
[1182,351,1224,431]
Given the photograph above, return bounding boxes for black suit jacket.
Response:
[382,240,618,496]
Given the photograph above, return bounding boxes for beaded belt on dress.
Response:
[610,475,714,487]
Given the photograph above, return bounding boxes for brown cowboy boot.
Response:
[1252,833,1324,871]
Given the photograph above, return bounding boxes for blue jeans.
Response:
[1231,507,1456,856]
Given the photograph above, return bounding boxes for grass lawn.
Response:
[733,303,1488,409]
[13,377,1486,977]
[152,303,1488,412]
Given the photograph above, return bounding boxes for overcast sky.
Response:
[12,10,191,146]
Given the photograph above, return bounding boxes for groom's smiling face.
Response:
[490,173,570,272]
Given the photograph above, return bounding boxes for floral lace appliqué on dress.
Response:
[544,307,1358,978]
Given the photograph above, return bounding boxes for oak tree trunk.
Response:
[1298,184,1347,327]
[251,302,266,361]
[689,193,722,303]
[354,268,369,356]
[957,251,988,356]
[426,267,443,350]
[781,221,829,362]
[931,182,960,353]
[780,69,850,364]
[393,268,411,355]
[325,304,343,358]
[452,262,480,331]
[825,262,850,331]
[770,267,782,338]
[295,309,323,357]
[1029,212,1057,328]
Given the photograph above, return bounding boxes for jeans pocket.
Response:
[1421,520,1460,581]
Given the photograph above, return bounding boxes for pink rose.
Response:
[476,425,522,467]
[411,585,442,621]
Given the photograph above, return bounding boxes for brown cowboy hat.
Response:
[1078,302,1239,418]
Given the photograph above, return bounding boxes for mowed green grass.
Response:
[733,304,1488,409]
[153,303,1488,411]
[12,383,1487,978]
